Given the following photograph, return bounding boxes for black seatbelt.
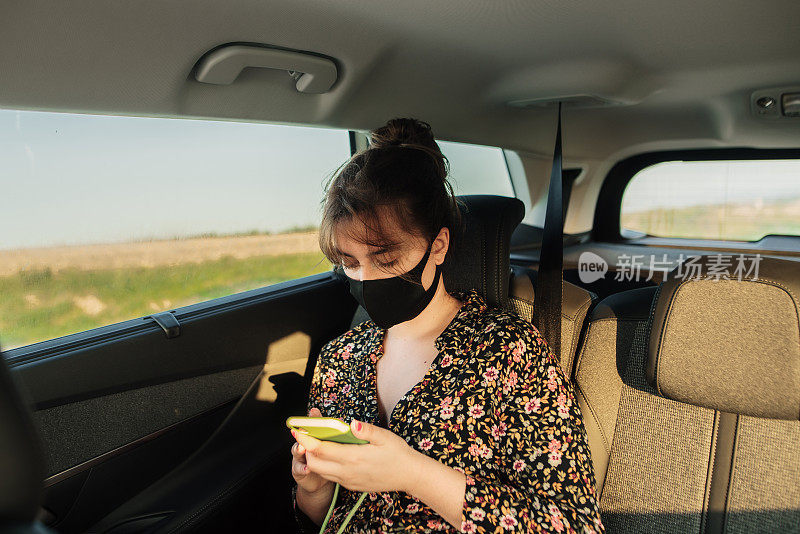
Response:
[532,103,563,361]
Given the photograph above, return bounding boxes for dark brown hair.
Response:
[318,117,464,284]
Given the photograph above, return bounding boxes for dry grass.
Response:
[0,231,321,276]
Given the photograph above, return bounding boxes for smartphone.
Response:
[286,416,370,444]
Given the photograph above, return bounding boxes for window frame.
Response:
[593,147,800,244]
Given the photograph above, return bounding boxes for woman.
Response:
[290,118,604,533]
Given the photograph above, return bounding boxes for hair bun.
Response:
[369,117,437,150]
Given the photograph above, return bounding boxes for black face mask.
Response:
[346,241,441,329]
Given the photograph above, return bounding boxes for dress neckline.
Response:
[366,289,486,429]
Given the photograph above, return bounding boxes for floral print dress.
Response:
[291,288,604,533]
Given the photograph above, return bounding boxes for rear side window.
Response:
[438,140,515,197]
[621,159,800,241]
[0,109,350,351]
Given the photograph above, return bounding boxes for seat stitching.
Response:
[701,410,720,534]
[722,416,741,533]
[573,319,589,375]
[575,382,611,454]
[647,283,667,395]
[568,296,594,374]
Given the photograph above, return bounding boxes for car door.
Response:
[9,274,357,533]
[0,109,357,533]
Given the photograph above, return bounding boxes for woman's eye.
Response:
[341,259,396,270]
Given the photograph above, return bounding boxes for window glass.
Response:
[438,140,515,197]
[0,109,349,350]
[621,159,800,241]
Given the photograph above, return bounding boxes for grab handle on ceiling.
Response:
[194,45,338,94]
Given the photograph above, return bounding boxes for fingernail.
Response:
[291,429,296,438]
[357,421,362,432]
[298,444,305,454]
[303,465,308,472]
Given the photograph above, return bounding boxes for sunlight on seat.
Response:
[256,330,311,402]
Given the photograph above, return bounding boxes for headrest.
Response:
[646,255,800,420]
[441,194,525,309]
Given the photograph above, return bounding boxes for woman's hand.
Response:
[291,407,335,495]
[293,417,423,494]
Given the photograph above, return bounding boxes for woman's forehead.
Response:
[334,212,418,253]
[335,222,403,247]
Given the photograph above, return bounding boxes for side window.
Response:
[621,159,800,241]
[0,109,350,350]
[438,140,515,197]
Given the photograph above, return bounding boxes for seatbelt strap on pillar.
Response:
[532,103,563,362]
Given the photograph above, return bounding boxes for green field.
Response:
[0,251,332,351]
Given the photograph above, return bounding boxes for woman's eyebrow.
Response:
[336,244,399,258]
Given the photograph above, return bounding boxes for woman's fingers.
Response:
[304,450,346,481]
[290,409,350,488]
[296,431,352,460]
[290,437,312,482]
[292,457,307,476]
[291,441,306,458]
[294,431,326,456]
[291,443,306,466]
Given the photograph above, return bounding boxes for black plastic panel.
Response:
[43,401,234,533]
[9,272,355,409]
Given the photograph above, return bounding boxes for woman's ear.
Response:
[433,227,449,265]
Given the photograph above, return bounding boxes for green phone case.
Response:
[286,416,370,444]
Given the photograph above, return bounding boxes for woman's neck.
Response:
[386,277,463,343]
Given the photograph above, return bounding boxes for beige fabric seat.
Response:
[506,264,596,375]
[574,255,800,533]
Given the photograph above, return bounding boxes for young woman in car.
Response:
[289,118,604,533]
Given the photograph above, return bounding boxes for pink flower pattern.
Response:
[292,288,603,533]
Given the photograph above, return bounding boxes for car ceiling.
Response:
[2,0,799,161]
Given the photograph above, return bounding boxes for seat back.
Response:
[574,255,800,532]
[0,344,51,532]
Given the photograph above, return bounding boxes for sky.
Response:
[0,109,512,251]
[622,159,800,213]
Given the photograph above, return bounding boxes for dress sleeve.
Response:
[459,321,605,533]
